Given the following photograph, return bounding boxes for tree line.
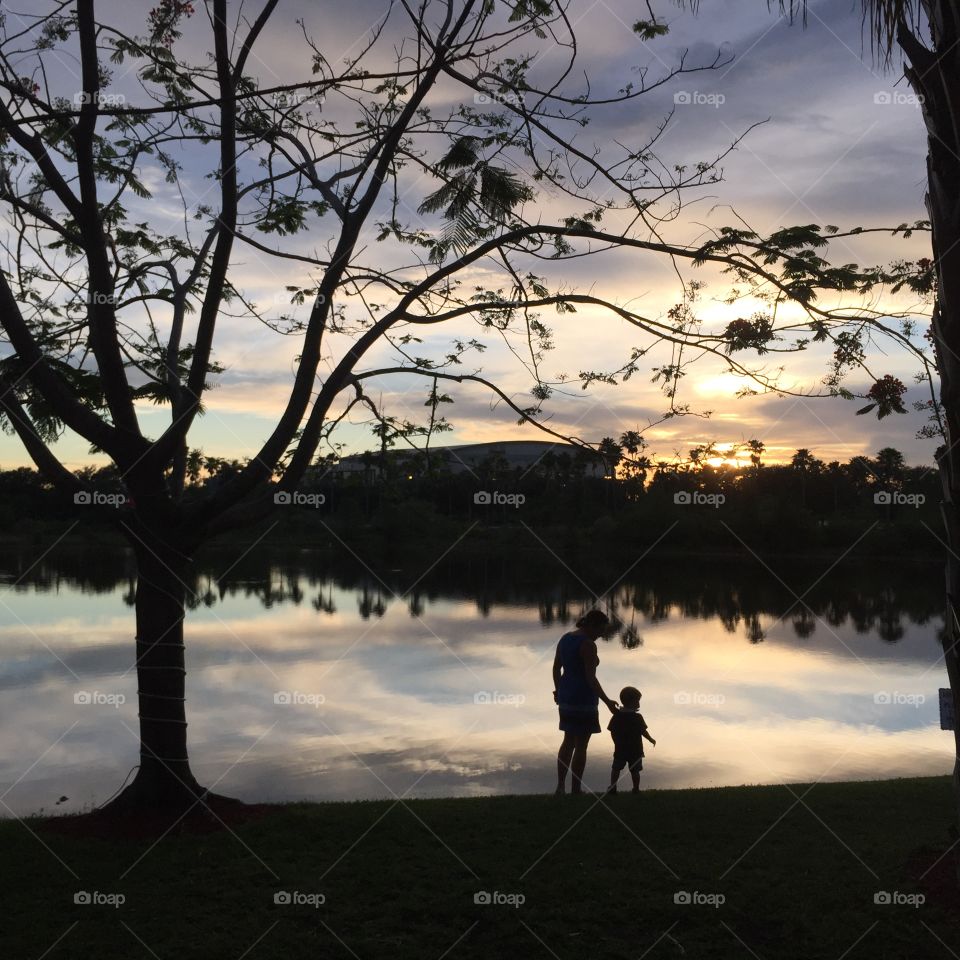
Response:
[1,441,943,557]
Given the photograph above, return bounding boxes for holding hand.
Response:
[604,698,619,714]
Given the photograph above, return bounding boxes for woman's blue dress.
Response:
[556,630,601,734]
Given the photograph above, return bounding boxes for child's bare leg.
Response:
[606,759,620,794]
[630,767,641,792]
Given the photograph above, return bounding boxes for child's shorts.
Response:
[612,753,643,774]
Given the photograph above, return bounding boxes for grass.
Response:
[2,776,957,959]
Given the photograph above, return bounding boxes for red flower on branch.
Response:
[858,374,907,419]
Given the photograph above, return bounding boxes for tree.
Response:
[790,448,823,475]
[0,1,933,816]
[597,437,623,479]
[875,446,907,487]
[668,0,960,848]
[778,0,960,867]
[791,447,824,508]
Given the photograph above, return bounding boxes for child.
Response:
[606,686,655,794]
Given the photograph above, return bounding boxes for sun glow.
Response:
[694,372,753,398]
[704,445,753,469]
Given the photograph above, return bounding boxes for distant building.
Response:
[329,439,605,478]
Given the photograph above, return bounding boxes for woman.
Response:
[552,609,618,795]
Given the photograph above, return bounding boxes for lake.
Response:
[0,545,951,816]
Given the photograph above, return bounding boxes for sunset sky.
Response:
[0,0,936,471]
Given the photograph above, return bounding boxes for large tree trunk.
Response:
[901,2,960,853]
[103,530,206,814]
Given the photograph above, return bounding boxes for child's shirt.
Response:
[608,710,648,758]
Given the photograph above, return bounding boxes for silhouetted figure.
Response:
[552,609,618,795]
[605,686,655,794]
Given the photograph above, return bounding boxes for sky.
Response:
[0,0,937,472]
[0,572,949,813]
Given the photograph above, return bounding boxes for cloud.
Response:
[0,0,935,472]
[0,575,948,813]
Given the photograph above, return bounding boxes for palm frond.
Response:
[775,1,919,61]
[676,1,923,63]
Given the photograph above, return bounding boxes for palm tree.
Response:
[681,0,960,856]
[874,446,907,487]
[845,455,876,492]
[790,448,822,475]
[598,436,623,479]
[801,0,960,858]
[791,448,824,507]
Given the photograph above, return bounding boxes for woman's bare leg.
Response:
[570,734,591,793]
[556,733,576,793]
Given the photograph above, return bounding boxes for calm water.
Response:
[0,547,951,816]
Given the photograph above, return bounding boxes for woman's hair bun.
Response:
[575,608,610,630]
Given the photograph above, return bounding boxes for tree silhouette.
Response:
[0,0,939,815]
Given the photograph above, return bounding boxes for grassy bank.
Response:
[2,777,957,959]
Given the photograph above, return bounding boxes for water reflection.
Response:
[0,549,951,816]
